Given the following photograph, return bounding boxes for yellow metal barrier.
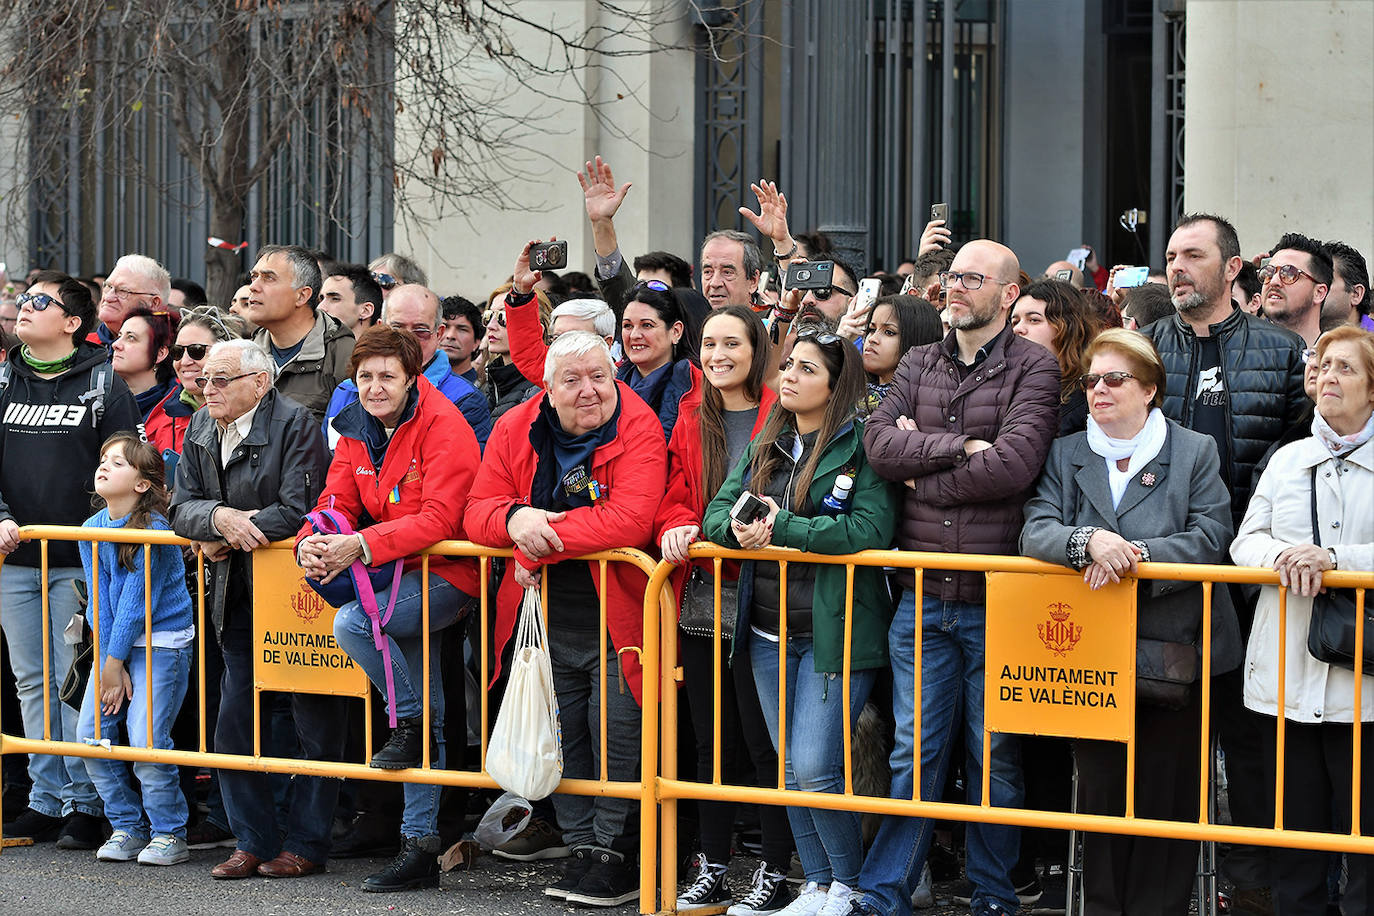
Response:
[4,525,1371,914]
[647,544,1374,915]
[0,525,666,913]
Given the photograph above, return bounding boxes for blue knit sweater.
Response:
[79,510,194,664]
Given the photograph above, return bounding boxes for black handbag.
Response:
[1306,467,1372,675]
[1136,637,1197,710]
[678,565,738,639]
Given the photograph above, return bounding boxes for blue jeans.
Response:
[858,592,1023,916]
[333,570,471,839]
[750,634,875,888]
[0,563,101,818]
[78,646,191,837]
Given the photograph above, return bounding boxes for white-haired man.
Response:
[93,254,171,346]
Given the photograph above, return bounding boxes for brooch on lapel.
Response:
[1140,471,1157,487]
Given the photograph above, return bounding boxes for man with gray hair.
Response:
[466,330,667,907]
[367,253,427,300]
[505,296,617,388]
[699,229,763,310]
[92,253,172,346]
[246,244,354,423]
[322,284,492,450]
[170,337,341,881]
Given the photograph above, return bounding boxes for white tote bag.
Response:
[486,586,563,800]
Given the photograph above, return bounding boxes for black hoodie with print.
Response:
[0,343,140,568]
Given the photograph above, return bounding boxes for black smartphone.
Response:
[784,260,835,291]
[529,240,568,271]
[930,203,949,223]
[730,491,770,526]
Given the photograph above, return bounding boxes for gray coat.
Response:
[169,389,328,638]
[1020,419,1243,675]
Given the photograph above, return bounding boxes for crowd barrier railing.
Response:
[646,543,1373,915]
[0,525,665,912]
[3,526,1371,915]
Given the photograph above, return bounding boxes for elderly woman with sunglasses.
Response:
[1020,328,1241,915]
[145,306,250,480]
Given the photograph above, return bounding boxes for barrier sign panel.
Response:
[984,572,1135,742]
[253,550,368,697]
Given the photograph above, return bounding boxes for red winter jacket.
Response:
[654,383,777,603]
[295,378,481,598]
[863,325,1060,602]
[144,384,194,458]
[465,381,667,704]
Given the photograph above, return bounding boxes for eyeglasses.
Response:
[939,271,1012,291]
[1079,371,1137,390]
[811,286,856,302]
[101,283,157,301]
[194,372,256,390]
[16,292,66,313]
[1259,263,1319,287]
[632,280,670,294]
[372,272,398,290]
[796,330,844,346]
[390,323,434,339]
[171,343,211,361]
[1301,347,1318,365]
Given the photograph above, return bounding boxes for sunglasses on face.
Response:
[16,292,66,313]
[1259,263,1318,287]
[810,286,855,302]
[194,372,256,390]
[483,311,507,328]
[1079,371,1136,390]
[371,271,398,290]
[171,343,211,361]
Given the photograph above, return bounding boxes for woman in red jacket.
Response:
[466,330,667,908]
[295,325,481,893]
[657,306,796,914]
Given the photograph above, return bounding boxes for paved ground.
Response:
[0,841,992,916]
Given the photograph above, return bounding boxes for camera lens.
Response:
[796,270,811,281]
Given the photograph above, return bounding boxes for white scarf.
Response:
[1312,407,1374,457]
[1086,407,1167,509]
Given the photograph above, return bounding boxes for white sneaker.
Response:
[818,881,855,916]
[137,834,190,866]
[96,830,148,862]
[776,881,829,916]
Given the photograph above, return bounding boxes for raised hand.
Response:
[739,181,792,248]
[578,156,632,224]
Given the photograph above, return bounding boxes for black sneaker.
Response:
[185,820,237,850]
[950,877,1043,906]
[564,847,639,907]
[56,812,108,850]
[493,816,570,861]
[546,846,594,900]
[332,812,402,858]
[361,835,441,892]
[2,807,63,842]
[1030,871,1066,915]
[677,853,731,911]
[726,862,792,915]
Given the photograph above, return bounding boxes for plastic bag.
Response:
[473,791,533,849]
[486,586,563,800]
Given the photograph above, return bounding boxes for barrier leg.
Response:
[1067,754,1082,916]
[1196,735,1219,916]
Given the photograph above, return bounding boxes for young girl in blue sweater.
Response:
[77,432,195,865]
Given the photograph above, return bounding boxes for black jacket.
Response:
[1141,308,1309,525]
[169,389,328,638]
[0,343,140,567]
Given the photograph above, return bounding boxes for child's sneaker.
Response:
[137,834,190,866]
[96,830,148,862]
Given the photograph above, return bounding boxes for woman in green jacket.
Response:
[704,330,898,916]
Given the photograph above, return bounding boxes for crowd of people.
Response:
[0,155,1370,916]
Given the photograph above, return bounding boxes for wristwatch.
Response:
[1327,547,1338,569]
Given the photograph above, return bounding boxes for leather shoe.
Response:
[211,849,264,879]
[257,850,326,878]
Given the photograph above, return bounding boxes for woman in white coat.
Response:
[1232,325,1374,915]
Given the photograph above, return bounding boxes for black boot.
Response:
[361,835,441,892]
[369,717,422,770]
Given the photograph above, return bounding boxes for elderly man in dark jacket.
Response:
[169,338,340,882]
[1141,212,1309,900]
[852,240,1061,916]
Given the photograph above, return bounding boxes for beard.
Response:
[949,302,999,331]
[1171,290,1211,316]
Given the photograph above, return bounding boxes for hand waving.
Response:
[578,156,632,224]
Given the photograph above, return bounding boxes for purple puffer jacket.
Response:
[863,325,1061,602]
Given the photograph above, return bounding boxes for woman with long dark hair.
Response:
[704,331,898,916]
[658,306,795,913]
[1011,279,1101,435]
[619,281,701,441]
[860,295,943,416]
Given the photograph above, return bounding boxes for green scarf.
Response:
[20,344,77,374]
[179,387,203,410]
